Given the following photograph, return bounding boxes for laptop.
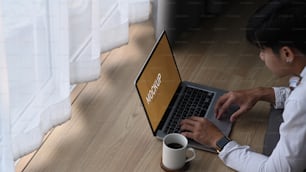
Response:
[134,31,237,153]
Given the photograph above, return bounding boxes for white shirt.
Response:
[218,67,306,172]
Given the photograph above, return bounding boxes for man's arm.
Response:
[218,97,306,172]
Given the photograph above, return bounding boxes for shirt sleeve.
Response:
[218,141,269,171]
[218,96,306,172]
[272,87,290,109]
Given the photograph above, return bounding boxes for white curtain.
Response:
[0,0,150,171]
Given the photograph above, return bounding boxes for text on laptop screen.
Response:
[136,33,181,132]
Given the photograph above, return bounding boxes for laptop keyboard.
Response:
[165,87,215,134]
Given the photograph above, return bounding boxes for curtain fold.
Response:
[128,0,150,23]
[0,2,14,170]
[69,0,101,84]
[0,0,150,171]
[4,0,71,160]
[99,0,129,53]
[99,0,150,53]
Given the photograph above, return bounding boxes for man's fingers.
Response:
[181,131,195,140]
[214,95,227,113]
[189,116,203,121]
[229,107,246,122]
[215,98,234,119]
[180,122,194,132]
[180,116,205,134]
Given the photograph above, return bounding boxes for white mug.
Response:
[162,133,196,170]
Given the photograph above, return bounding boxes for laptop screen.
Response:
[135,32,181,133]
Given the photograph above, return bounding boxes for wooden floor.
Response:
[17,1,288,172]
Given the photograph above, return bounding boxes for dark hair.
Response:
[246,0,306,55]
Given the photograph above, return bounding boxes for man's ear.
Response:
[280,46,295,63]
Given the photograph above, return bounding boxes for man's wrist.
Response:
[215,135,231,153]
[255,87,275,104]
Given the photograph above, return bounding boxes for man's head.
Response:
[246,0,306,55]
[246,0,306,77]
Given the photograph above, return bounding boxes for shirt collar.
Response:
[300,66,306,80]
[289,66,306,89]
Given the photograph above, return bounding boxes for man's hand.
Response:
[214,88,274,122]
[180,116,224,148]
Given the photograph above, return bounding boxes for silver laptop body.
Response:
[135,31,237,153]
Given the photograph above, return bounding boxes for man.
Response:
[180,0,306,171]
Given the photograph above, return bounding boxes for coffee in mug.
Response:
[167,143,183,149]
[162,133,196,170]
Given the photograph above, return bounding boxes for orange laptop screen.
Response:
[136,32,181,133]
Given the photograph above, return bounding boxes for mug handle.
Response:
[185,147,196,163]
